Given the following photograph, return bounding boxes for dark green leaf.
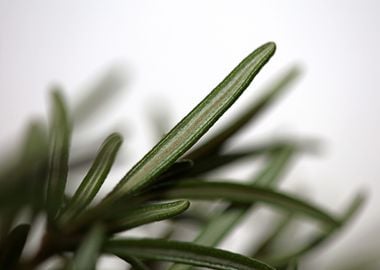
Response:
[68,224,105,270]
[106,238,275,270]
[0,224,30,269]
[0,122,48,239]
[118,255,150,270]
[107,200,190,232]
[0,121,48,211]
[159,181,340,227]
[157,159,194,182]
[186,67,300,160]
[104,42,276,200]
[181,141,295,178]
[46,89,71,222]
[59,133,122,225]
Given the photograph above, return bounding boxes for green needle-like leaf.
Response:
[73,67,125,125]
[105,42,276,200]
[25,122,49,216]
[169,146,295,270]
[106,238,275,270]
[186,67,300,160]
[107,200,190,232]
[118,255,150,270]
[46,89,71,222]
[0,121,48,240]
[180,141,297,178]
[159,181,340,227]
[252,214,294,258]
[59,133,122,225]
[265,192,365,266]
[0,224,30,269]
[68,224,105,270]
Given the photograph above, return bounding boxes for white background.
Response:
[0,1,379,268]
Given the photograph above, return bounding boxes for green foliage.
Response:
[68,224,105,270]
[46,89,71,223]
[59,133,122,226]
[106,238,275,270]
[0,42,366,269]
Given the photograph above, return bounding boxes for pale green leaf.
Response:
[252,214,294,258]
[73,67,125,125]
[265,192,365,266]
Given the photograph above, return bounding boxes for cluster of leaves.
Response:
[0,42,365,269]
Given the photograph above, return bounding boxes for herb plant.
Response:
[0,42,365,269]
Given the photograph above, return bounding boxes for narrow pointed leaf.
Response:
[194,145,295,244]
[25,122,49,215]
[0,224,30,269]
[265,192,365,265]
[46,89,71,221]
[186,67,300,160]
[252,214,294,258]
[107,200,190,232]
[0,122,48,207]
[106,238,275,270]
[105,42,276,200]
[0,122,48,240]
[180,141,296,178]
[59,133,122,225]
[253,145,296,187]
[159,181,340,227]
[73,67,125,125]
[169,146,295,270]
[68,224,105,270]
[118,255,150,270]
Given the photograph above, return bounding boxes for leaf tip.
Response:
[262,41,277,56]
[108,132,124,146]
[177,199,191,211]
